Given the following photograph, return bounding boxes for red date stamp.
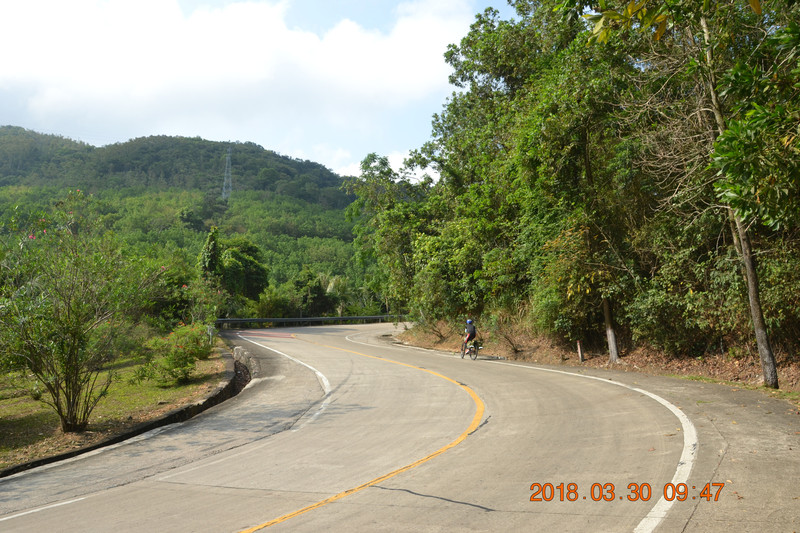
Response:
[530,482,725,502]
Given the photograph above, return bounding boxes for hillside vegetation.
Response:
[0,126,373,294]
[0,126,347,206]
[0,127,383,434]
[345,1,800,390]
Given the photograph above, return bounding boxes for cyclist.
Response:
[464,319,477,346]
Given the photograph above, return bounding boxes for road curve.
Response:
[1,323,798,532]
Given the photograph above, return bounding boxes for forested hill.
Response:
[0,126,374,304]
[0,126,350,208]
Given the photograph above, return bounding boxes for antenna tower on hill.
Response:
[222,147,232,200]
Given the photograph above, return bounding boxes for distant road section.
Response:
[1,323,798,532]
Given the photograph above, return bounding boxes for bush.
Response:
[760,239,800,355]
[136,323,212,384]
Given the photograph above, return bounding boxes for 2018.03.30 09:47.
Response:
[529,482,725,502]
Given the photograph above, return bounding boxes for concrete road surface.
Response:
[1,323,798,532]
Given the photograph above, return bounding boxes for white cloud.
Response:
[0,0,486,175]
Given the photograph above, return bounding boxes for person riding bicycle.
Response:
[464,319,477,346]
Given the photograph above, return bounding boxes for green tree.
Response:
[254,286,294,318]
[198,225,222,279]
[0,191,162,432]
[179,277,226,325]
[291,266,333,317]
[575,0,799,387]
[221,237,269,301]
[344,154,431,313]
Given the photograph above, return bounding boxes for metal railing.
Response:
[215,315,404,327]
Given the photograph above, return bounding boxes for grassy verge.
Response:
[0,350,227,472]
[676,374,800,406]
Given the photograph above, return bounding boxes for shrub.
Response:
[136,323,212,384]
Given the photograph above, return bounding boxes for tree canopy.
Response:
[348,0,800,387]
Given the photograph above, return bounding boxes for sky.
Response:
[0,0,516,177]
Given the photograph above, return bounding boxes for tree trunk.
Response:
[700,16,779,388]
[734,215,779,388]
[603,297,620,364]
[583,127,620,364]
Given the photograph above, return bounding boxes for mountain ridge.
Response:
[0,125,351,209]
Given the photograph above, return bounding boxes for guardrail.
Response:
[215,315,404,327]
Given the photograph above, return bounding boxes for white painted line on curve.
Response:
[236,334,332,431]
[490,360,697,533]
[347,327,696,532]
[158,334,334,481]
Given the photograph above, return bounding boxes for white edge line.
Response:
[0,498,86,522]
[158,333,334,482]
[491,361,697,533]
[236,334,332,430]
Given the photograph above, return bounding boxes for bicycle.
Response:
[460,340,480,360]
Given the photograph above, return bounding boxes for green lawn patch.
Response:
[0,351,227,471]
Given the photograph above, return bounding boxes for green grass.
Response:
[671,374,741,386]
[0,351,227,471]
[670,373,800,406]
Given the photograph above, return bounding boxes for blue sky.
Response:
[1,0,516,177]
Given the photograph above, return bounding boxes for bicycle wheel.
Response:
[469,344,478,360]
[460,342,466,358]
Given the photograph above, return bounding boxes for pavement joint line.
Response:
[238,335,485,532]
[158,333,336,482]
[488,360,698,533]
[0,498,86,522]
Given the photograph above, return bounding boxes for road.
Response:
[1,323,798,532]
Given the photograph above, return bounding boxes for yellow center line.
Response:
[239,341,485,532]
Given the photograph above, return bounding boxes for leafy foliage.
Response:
[0,130,377,319]
[713,22,800,230]
[135,323,212,384]
[0,191,163,431]
[0,129,352,208]
[348,0,800,381]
